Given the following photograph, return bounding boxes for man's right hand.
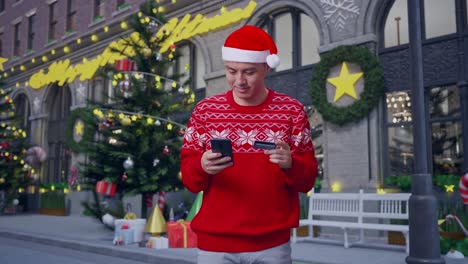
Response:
[201,150,233,175]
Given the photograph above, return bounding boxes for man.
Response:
[181,25,318,264]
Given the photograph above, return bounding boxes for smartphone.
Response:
[210,138,233,161]
[253,140,276,150]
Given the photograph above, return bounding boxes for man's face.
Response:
[224,61,270,106]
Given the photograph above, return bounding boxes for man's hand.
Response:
[201,150,233,175]
[264,141,292,169]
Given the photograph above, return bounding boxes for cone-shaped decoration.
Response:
[186,192,203,221]
[144,206,167,235]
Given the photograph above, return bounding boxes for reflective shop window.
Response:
[429,86,461,118]
[431,121,463,175]
[386,91,412,124]
[388,125,414,177]
[429,86,463,175]
[424,0,456,39]
[386,91,413,177]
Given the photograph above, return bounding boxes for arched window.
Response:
[383,0,457,48]
[46,85,71,183]
[14,94,30,141]
[259,9,320,71]
[170,42,206,91]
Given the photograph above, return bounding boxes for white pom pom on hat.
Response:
[222,25,280,68]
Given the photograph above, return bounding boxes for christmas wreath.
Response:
[66,107,96,152]
[310,45,385,126]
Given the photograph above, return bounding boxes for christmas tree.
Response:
[67,1,195,220]
[0,78,33,214]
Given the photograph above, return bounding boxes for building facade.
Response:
[0,0,467,210]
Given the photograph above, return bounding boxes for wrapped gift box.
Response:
[147,236,169,249]
[167,220,197,248]
[115,218,146,243]
[95,181,116,196]
[114,225,134,245]
[115,59,137,71]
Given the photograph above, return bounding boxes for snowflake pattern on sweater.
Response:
[183,89,313,153]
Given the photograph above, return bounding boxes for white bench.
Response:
[292,188,410,253]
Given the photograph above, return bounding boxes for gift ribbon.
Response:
[176,219,188,248]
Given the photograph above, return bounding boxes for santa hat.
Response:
[222,25,280,68]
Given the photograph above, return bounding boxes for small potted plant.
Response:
[39,182,69,216]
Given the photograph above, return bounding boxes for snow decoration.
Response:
[320,0,360,32]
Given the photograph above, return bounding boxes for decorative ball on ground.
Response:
[12,199,19,206]
[25,146,47,169]
[102,213,116,227]
[123,157,134,169]
[446,249,464,259]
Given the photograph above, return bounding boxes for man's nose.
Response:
[235,73,246,85]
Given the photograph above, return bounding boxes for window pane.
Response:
[424,0,456,39]
[178,45,190,85]
[431,121,463,175]
[429,86,460,118]
[388,125,414,176]
[300,13,320,65]
[386,91,412,123]
[195,46,205,89]
[274,13,293,71]
[93,79,104,102]
[384,0,409,48]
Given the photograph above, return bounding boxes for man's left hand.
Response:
[264,141,292,169]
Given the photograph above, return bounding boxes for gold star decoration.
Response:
[444,184,454,193]
[0,57,8,71]
[327,62,363,102]
[74,120,84,136]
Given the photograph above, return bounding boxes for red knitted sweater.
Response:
[181,89,318,252]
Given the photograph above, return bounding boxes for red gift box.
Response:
[115,59,137,71]
[167,220,197,248]
[96,180,117,196]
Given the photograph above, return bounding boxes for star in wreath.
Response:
[310,45,385,126]
[327,62,363,102]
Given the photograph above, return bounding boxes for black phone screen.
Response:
[210,138,233,161]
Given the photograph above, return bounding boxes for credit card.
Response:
[253,141,276,150]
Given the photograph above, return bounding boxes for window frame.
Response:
[172,41,206,90]
[258,8,319,72]
[66,0,76,33]
[0,32,3,56]
[13,22,21,56]
[48,2,57,41]
[27,14,35,51]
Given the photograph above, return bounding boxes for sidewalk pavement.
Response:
[0,214,466,264]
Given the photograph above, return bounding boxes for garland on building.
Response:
[310,45,385,126]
